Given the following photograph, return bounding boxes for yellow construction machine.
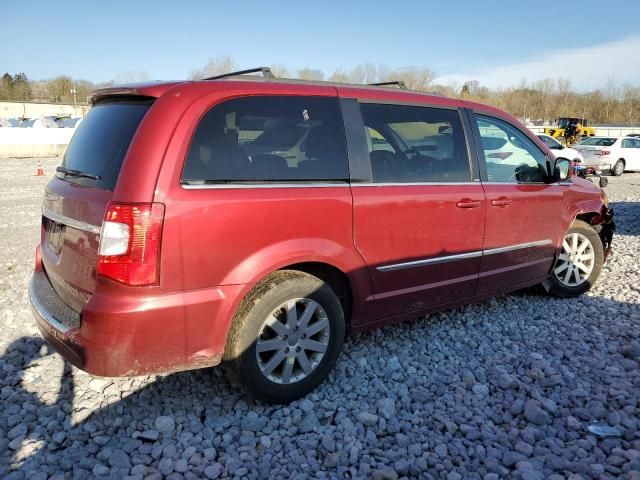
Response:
[544,117,596,146]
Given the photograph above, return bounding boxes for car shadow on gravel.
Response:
[609,201,640,236]
[3,289,640,479]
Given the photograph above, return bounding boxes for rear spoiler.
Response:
[89,81,184,105]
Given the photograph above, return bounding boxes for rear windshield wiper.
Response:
[56,166,101,181]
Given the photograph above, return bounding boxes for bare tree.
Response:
[393,66,435,91]
[271,64,290,78]
[328,67,351,83]
[189,55,237,80]
[296,67,324,81]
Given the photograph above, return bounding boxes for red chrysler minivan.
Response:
[30,68,614,403]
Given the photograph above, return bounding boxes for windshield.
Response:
[60,100,151,191]
[578,137,616,147]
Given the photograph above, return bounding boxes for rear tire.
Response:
[546,220,603,298]
[223,270,345,404]
[612,159,624,176]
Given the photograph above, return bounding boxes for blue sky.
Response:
[1,0,639,90]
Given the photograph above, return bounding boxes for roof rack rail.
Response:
[204,67,275,81]
[368,81,407,89]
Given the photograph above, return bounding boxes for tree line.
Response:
[2,57,639,125]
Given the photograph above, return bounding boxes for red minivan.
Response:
[29,68,614,403]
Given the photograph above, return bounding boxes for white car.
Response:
[536,134,584,163]
[573,136,640,176]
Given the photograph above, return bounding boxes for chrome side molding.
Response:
[377,239,554,272]
[377,251,482,272]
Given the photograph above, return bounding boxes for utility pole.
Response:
[582,78,590,121]
[70,84,77,109]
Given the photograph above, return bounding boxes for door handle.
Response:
[456,198,482,208]
[490,197,512,207]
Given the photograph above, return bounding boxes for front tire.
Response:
[547,220,604,298]
[612,159,624,176]
[223,270,345,403]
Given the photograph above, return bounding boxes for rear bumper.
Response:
[30,256,247,376]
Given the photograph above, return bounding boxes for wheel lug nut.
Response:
[296,346,301,352]
[285,347,290,353]
[301,334,306,339]
[283,335,288,340]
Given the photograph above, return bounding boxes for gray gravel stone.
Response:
[154,415,175,432]
[7,423,27,440]
[524,399,551,425]
[203,463,223,479]
[356,412,378,426]
[377,398,396,419]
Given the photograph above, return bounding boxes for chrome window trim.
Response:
[41,207,101,234]
[377,239,554,272]
[377,251,482,272]
[482,181,572,186]
[182,181,483,189]
[28,276,71,334]
[352,181,480,187]
[181,182,350,190]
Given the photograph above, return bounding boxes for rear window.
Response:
[578,137,616,147]
[59,100,151,191]
[182,96,348,183]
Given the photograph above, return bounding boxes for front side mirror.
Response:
[554,157,572,181]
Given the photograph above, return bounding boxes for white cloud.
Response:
[436,35,640,90]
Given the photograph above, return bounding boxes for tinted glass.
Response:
[475,115,547,183]
[360,103,470,182]
[538,135,561,149]
[579,137,616,147]
[621,138,633,148]
[60,100,151,191]
[182,96,348,183]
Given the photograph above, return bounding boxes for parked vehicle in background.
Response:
[537,134,584,163]
[573,136,640,176]
[55,117,83,128]
[18,117,59,128]
[628,133,640,138]
[0,117,20,128]
[29,68,615,403]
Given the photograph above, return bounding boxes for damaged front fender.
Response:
[588,205,615,261]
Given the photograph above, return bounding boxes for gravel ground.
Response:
[1,157,639,480]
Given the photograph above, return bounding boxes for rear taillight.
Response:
[597,150,611,156]
[97,203,165,286]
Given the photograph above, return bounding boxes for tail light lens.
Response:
[597,150,611,156]
[97,203,165,286]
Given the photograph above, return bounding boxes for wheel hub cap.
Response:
[553,232,595,287]
[255,298,331,385]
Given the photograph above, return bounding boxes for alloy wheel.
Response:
[255,298,330,384]
[553,232,595,287]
